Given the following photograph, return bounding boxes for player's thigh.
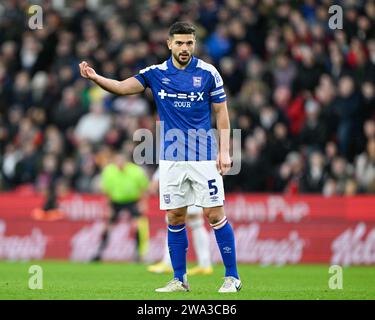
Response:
[187,161,225,208]
[159,160,194,209]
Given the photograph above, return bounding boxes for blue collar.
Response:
[166,56,198,74]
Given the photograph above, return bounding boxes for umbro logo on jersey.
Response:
[162,77,171,84]
[158,89,204,101]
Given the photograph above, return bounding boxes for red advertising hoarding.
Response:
[1,190,375,265]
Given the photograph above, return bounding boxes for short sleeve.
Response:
[209,67,227,103]
[134,66,153,89]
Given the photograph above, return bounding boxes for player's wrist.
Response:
[219,151,230,158]
[90,73,99,82]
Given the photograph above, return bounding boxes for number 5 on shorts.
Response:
[208,179,218,196]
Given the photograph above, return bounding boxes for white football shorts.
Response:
[159,160,225,210]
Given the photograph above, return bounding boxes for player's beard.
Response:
[174,51,191,66]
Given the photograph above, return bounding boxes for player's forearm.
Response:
[216,108,231,154]
[91,75,126,95]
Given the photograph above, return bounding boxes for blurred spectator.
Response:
[20,33,40,72]
[35,153,59,194]
[283,151,305,194]
[324,141,339,175]
[112,94,149,116]
[0,117,6,154]
[332,75,361,158]
[293,45,324,94]
[323,178,337,197]
[12,71,32,111]
[364,120,375,141]
[204,24,232,63]
[355,138,375,193]
[75,158,99,193]
[300,151,327,193]
[14,143,39,185]
[52,87,84,132]
[4,107,23,142]
[299,99,327,150]
[267,122,292,166]
[315,74,337,140]
[356,119,375,155]
[238,136,269,192]
[14,117,42,147]
[220,57,243,96]
[1,144,22,190]
[328,44,347,81]
[259,106,279,131]
[272,53,297,90]
[43,125,65,156]
[61,157,78,189]
[74,102,111,144]
[0,0,374,196]
[344,178,358,196]
[325,156,354,195]
[361,81,375,121]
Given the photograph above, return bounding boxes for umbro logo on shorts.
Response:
[210,195,219,202]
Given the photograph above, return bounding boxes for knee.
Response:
[167,208,187,226]
[203,207,224,225]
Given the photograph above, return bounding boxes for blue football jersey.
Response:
[134,56,227,161]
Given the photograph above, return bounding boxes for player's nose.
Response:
[181,43,189,51]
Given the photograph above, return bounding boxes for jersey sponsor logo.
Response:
[193,76,202,87]
[162,77,171,84]
[158,89,204,102]
[174,101,191,108]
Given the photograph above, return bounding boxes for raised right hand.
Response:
[79,61,98,80]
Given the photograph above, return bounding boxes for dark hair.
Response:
[168,21,196,37]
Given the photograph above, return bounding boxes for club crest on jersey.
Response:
[193,76,202,87]
[163,194,171,204]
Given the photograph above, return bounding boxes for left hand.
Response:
[216,152,232,175]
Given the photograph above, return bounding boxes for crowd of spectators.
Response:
[0,0,375,196]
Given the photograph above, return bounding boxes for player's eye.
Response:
[187,41,194,46]
[176,42,183,46]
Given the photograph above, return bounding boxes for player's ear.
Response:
[167,37,172,50]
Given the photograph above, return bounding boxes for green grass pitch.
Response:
[0,261,374,300]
